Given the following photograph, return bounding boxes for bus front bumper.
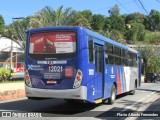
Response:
[25,85,87,100]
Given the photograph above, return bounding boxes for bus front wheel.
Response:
[108,84,116,104]
[129,81,137,95]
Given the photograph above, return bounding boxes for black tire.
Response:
[129,89,135,95]
[108,84,116,104]
[129,82,136,95]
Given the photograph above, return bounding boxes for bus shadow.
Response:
[33,101,99,115]
[0,92,142,116]
[96,107,134,119]
[0,98,99,115]
[31,94,129,115]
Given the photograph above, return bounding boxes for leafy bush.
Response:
[0,68,3,80]
[145,31,160,44]
[0,68,12,82]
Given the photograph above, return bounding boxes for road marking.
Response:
[121,91,156,112]
[121,98,145,112]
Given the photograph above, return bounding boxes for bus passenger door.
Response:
[94,44,104,99]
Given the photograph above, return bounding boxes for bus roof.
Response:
[84,28,138,54]
[27,26,139,54]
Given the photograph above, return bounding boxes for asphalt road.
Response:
[0,81,160,120]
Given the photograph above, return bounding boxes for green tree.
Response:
[108,4,120,17]
[79,10,93,24]
[3,17,31,50]
[138,45,160,74]
[73,10,92,29]
[110,16,125,32]
[108,4,125,32]
[103,17,111,32]
[125,22,146,43]
[91,14,105,30]
[0,15,5,35]
[31,6,75,27]
[3,6,76,50]
[125,12,145,24]
[144,9,160,31]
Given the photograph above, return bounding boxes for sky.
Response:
[0,0,160,25]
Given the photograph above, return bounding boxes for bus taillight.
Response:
[77,71,82,76]
[73,70,83,89]
[25,70,32,87]
[76,76,81,81]
[25,76,29,81]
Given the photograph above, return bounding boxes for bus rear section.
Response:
[25,27,88,101]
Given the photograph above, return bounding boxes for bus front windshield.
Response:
[29,31,76,60]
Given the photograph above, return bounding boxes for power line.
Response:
[136,0,159,31]
[156,0,160,2]
[137,0,149,14]
[92,6,111,13]
[92,0,134,13]
[116,0,131,13]
[133,0,144,13]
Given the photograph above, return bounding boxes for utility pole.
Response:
[11,17,25,71]
[10,39,13,70]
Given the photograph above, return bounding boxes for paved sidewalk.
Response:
[0,82,25,92]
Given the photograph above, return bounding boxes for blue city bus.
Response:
[25,26,141,104]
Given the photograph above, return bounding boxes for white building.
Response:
[0,37,22,52]
[0,37,24,72]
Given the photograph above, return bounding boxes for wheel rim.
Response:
[111,88,116,101]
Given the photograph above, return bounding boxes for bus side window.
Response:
[125,59,129,66]
[105,43,113,54]
[114,46,120,56]
[114,46,121,65]
[104,43,109,64]
[105,43,115,65]
[134,54,138,67]
[108,55,115,64]
[88,36,94,63]
[121,49,125,57]
[115,56,121,65]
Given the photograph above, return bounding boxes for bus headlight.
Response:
[73,70,83,89]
